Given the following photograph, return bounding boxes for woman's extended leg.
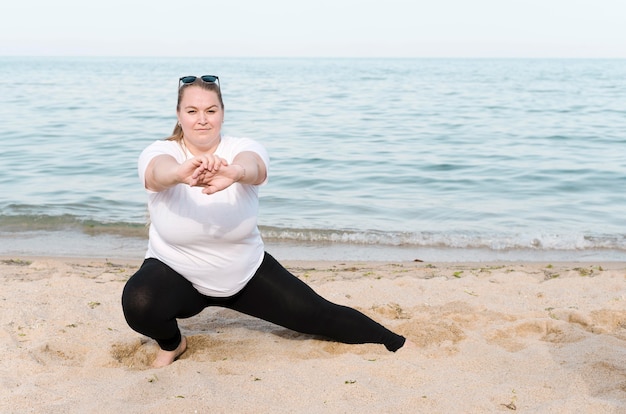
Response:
[226,253,406,351]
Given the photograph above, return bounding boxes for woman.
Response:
[122,75,411,367]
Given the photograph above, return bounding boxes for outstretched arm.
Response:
[231,151,267,186]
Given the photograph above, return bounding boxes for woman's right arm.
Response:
[144,155,183,192]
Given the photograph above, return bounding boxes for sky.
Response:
[0,0,624,58]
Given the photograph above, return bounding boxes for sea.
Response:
[1,57,625,262]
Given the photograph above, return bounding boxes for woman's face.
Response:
[177,86,224,154]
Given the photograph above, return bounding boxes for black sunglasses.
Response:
[178,75,220,88]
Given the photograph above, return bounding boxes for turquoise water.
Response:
[1,57,625,260]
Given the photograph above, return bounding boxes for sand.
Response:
[1,256,625,413]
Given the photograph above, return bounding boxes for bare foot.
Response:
[397,338,418,353]
[152,336,187,368]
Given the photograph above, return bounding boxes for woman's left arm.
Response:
[231,151,267,185]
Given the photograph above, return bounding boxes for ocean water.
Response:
[1,57,625,261]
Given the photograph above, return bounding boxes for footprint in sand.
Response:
[110,338,155,369]
[34,342,86,367]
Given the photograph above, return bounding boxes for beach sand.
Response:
[1,256,625,413]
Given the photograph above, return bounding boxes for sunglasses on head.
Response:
[178,75,220,88]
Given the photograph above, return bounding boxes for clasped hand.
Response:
[183,154,238,195]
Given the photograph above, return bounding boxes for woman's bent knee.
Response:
[121,280,157,329]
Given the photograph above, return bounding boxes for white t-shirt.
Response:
[138,136,270,297]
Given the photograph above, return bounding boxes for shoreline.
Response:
[2,254,625,268]
[1,228,626,263]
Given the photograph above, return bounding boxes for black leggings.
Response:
[122,252,406,352]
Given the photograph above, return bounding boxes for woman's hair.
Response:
[166,79,224,143]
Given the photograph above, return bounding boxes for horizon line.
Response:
[2,55,626,60]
